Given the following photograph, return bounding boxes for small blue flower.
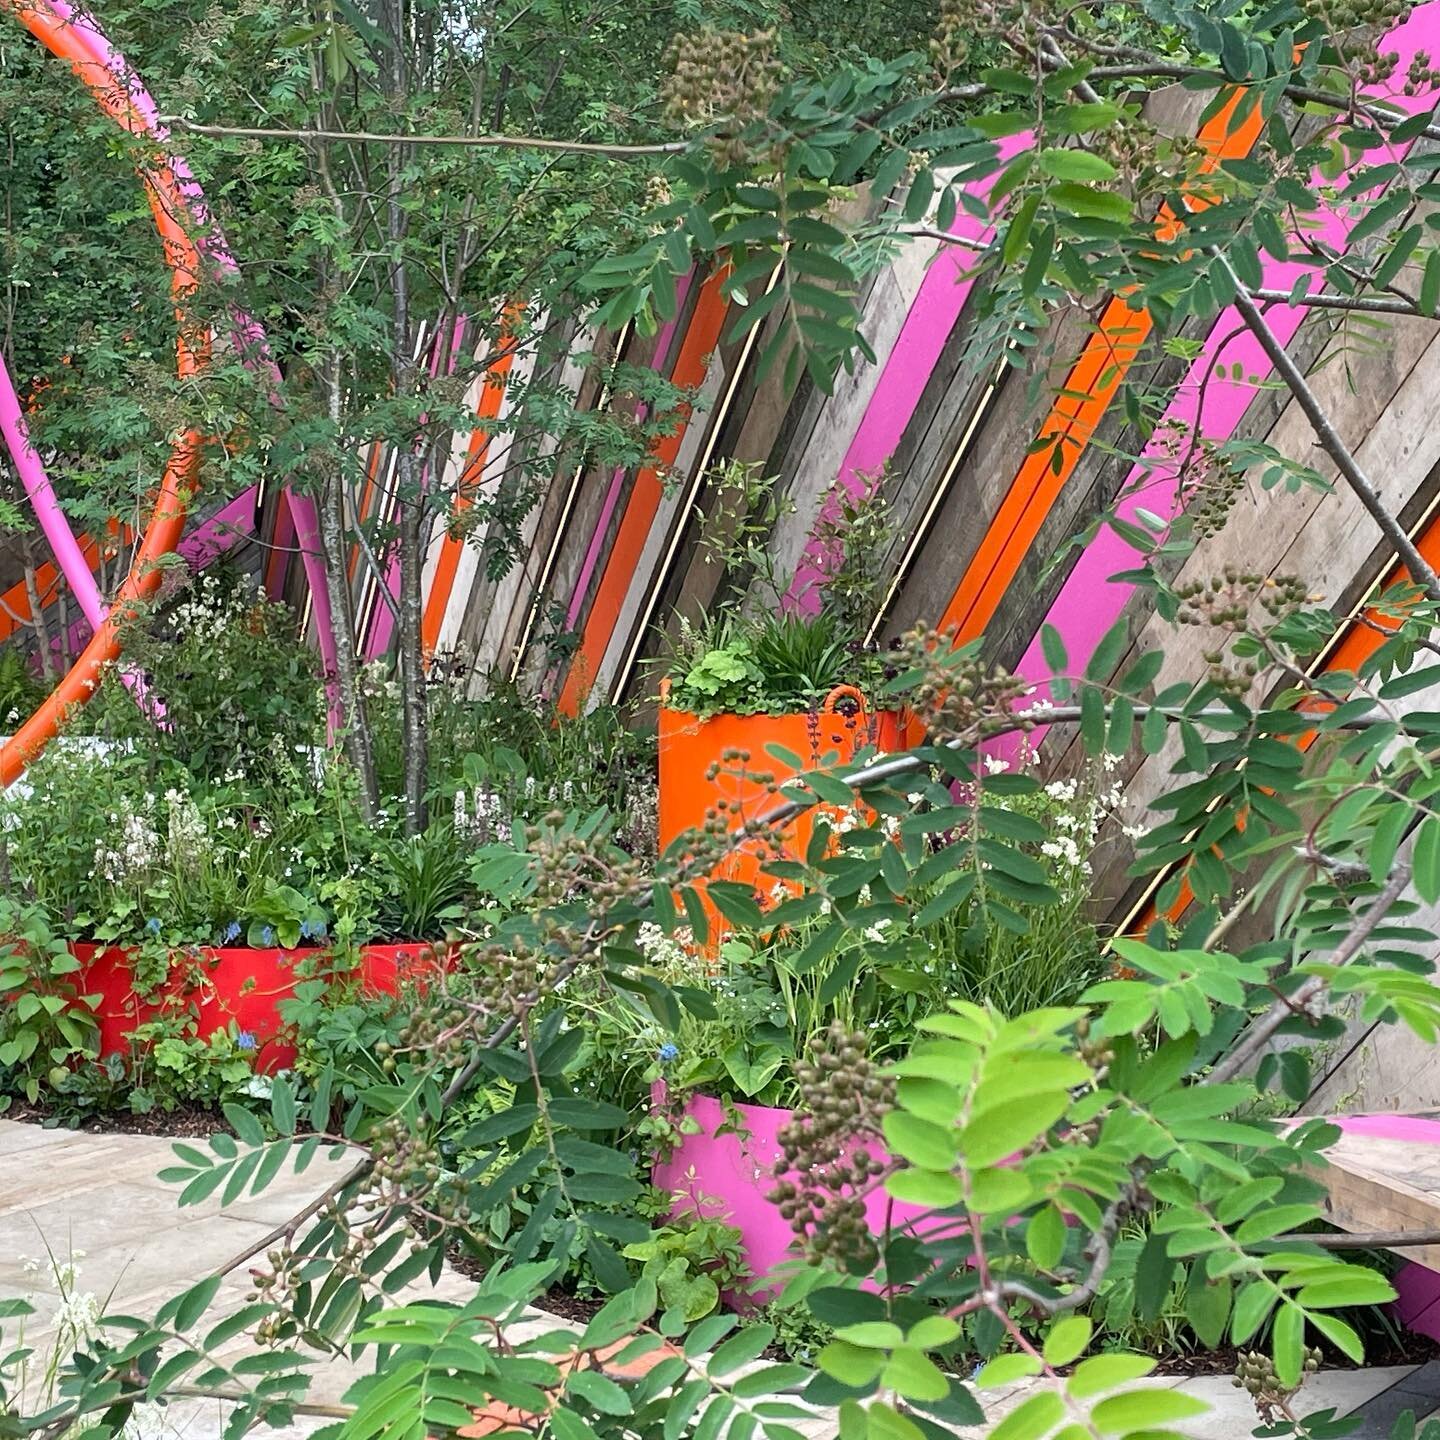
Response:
[260,925,276,947]
[298,918,328,941]
[144,917,161,936]
[236,1031,257,1052]
[658,1043,679,1064]
[222,921,242,943]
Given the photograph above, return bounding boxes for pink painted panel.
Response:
[784,135,1030,613]
[998,5,1439,760]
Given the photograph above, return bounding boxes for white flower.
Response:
[1044,779,1077,803]
[635,921,693,969]
[54,1286,101,1342]
[1040,836,1082,867]
[1122,822,1148,841]
[982,755,1009,774]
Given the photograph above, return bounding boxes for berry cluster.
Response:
[528,812,652,911]
[1299,0,1411,33]
[1100,121,1208,204]
[660,29,783,166]
[466,937,551,1021]
[246,1246,300,1344]
[1358,43,1440,94]
[379,1003,473,1069]
[1232,1346,1323,1421]
[897,627,1031,744]
[1073,1016,1115,1072]
[1175,568,1314,695]
[1153,421,1247,543]
[767,1023,896,1270]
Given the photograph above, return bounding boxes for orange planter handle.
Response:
[821,684,869,720]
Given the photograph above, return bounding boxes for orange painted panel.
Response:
[557,270,731,715]
[936,89,1264,647]
[420,311,523,656]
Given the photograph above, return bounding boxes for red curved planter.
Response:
[69,940,443,1071]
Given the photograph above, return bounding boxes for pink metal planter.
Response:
[652,1086,932,1301]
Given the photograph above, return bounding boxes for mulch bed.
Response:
[1153,1331,1440,1377]
[5,1100,232,1139]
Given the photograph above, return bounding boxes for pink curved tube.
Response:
[25,2,339,692]
[0,347,161,717]
[0,355,104,630]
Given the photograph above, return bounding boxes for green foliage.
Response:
[129,1025,264,1116]
[0,897,99,1108]
[664,462,896,718]
[666,609,885,718]
[621,1202,750,1320]
[371,827,468,940]
[0,648,47,730]
[18,2,1440,1438]
[95,570,327,785]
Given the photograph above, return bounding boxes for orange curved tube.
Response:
[2,0,205,781]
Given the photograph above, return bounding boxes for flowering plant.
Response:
[578,754,1113,1119]
[662,462,897,720]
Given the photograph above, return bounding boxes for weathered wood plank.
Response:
[1306,1126,1440,1273]
[1079,313,1440,911]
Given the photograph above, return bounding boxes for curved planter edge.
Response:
[67,939,445,1072]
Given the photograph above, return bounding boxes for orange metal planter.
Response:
[657,684,903,938]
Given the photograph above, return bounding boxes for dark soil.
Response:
[1153,1329,1440,1377]
[534,1289,607,1325]
[446,1243,606,1325]
[5,1100,232,1139]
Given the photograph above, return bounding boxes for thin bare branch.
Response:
[159,116,686,156]
[1216,253,1440,601]
[1204,864,1413,1087]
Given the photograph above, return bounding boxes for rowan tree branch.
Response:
[1250,287,1431,316]
[1204,863,1413,1087]
[1215,252,1440,601]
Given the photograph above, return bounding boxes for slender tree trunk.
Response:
[19,532,53,684]
[385,0,428,836]
[320,349,380,823]
[308,134,380,820]
[56,589,72,668]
